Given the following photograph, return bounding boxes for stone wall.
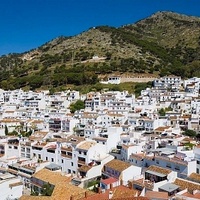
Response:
[120,77,156,83]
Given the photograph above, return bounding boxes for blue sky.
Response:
[0,0,200,55]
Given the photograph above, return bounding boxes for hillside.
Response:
[0,11,200,91]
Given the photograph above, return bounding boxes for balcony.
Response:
[61,151,72,159]
[78,157,86,165]
[62,154,72,159]
[78,160,85,165]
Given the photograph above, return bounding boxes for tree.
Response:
[31,186,39,196]
[41,182,54,196]
[134,82,152,97]
[196,133,200,141]
[70,100,85,113]
[5,125,8,135]
[183,129,197,138]
[158,108,166,116]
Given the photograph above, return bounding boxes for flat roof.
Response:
[0,173,16,180]
[145,170,166,178]
[20,167,35,174]
[101,177,118,185]
[151,147,176,153]
[161,150,175,155]
[159,183,179,192]
[45,163,61,170]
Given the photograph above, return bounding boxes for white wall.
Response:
[122,165,142,185]
[187,160,197,176]
[83,155,114,180]
[153,180,168,191]
[0,178,23,200]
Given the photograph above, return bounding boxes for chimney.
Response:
[109,191,113,199]
[128,182,132,189]
[110,183,113,190]
[85,191,88,198]
[98,187,102,194]
[70,195,74,200]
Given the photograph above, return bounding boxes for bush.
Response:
[183,129,196,137]
[70,100,85,113]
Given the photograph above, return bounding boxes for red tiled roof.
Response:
[145,191,168,200]
[101,177,118,185]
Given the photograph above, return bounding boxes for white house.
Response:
[0,173,23,200]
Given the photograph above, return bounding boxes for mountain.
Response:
[0,11,200,91]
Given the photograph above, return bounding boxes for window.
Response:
[166,163,171,168]
[51,158,54,162]
[9,146,12,149]
[84,152,87,155]
[71,162,73,166]
[197,160,200,165]
[175,166,180,171]
[46,157,48,161]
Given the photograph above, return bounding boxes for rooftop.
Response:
[145,191,168,200]
[45,163,61,171]
[146,165,171,175]
[174,178,200,192]
[104,159,131,172]
[154,126,171,132]
[21,168,94,200]
[159,183,179,192]
[77,141,96,151]
[189,173,200,183]
[101,177,118,185]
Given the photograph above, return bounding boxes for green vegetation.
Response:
[184,143,195,150]
[134,82,152,97]
[70,100,85,113]
[41,183,54,196]
[71,82,151,96]
[158,108,166,116]
[31,185,39,196]
[158,107,173,116]
[31,183,54,196]
[4,126,8,135]
[183,129,197,138]
[0,11,200,91]
[87,180,100,192]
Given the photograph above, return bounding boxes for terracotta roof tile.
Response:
[101,177,118,185]
[189,173,200,183]
[154,126,171,132]
[174,178,200,192]
[77,141,96,150]
[146,165,171,175]
[104,159,131,172]
[145,191,168,200]
[20,169,95,200]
